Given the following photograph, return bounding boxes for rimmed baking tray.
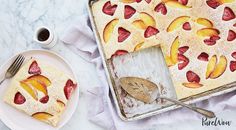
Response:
[87,0,236,121]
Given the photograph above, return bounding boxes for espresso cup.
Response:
[34,26,57,49]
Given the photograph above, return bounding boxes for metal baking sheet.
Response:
[87,0,236,121]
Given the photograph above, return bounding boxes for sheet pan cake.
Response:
[3,58,77,126]
[92,0,236,100]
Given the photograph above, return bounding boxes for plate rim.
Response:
[0,49,80,130]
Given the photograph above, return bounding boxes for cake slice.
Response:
[4,58,77,126]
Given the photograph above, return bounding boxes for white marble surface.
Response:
[0,0,103,130]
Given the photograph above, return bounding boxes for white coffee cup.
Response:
[34,26,58,49]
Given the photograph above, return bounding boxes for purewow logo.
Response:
[202,117,232,126]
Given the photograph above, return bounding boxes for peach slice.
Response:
[23,79,47,95]
[210,55,227,79]
[139,12,156,27]
[206,55,217,79]
[103,19,119,43]
[57,100,66,108]
[182,82,203,88]
[27,75,51,86]
[134,42,144,51]
[165,1,192,9]
[132,20,147,29]
[222,7,235,21]
[120,0,135,3]
[20,81,38,100]
[219,0,235,3]
[14,92,26,105]
[196,28,219,37]
[165,56,175,67]
[170,36,180,64]
[196,18,213,28]
[32,112,53,121]
[167,16,190,32]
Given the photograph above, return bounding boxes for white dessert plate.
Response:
[0,49,79,130]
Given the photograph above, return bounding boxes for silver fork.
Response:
[0,54,25,85]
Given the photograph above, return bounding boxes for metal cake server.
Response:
[119,77,215,118]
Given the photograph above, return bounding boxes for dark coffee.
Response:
[38,29,50,41]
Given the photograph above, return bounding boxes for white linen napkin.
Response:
[61,14,236,130]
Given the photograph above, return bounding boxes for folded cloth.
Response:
[61,14,236,130]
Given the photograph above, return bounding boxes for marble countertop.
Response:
[0,0,103,130]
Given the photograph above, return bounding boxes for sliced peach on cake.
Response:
[182,82,203,88]
[219,0,235,3]
[103,19,119,43]
[165,1,192,9]
[32,112,53,121]
[167,16,190,32]
[132,20,147,30]
[165,56,175,67]
[170,36,180,64]
[134,42,144,51]
[196,18,213,28]
[57,100,66,107]
[210,55,227,79]
[23,79,47,95]
[120,0,136,3]
[139,12,156,27]
[27,75,51,86]
[196,28,219,37]
[206,55,217,79]
[20,81,38,100]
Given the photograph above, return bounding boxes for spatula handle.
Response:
[160,96,215,118]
